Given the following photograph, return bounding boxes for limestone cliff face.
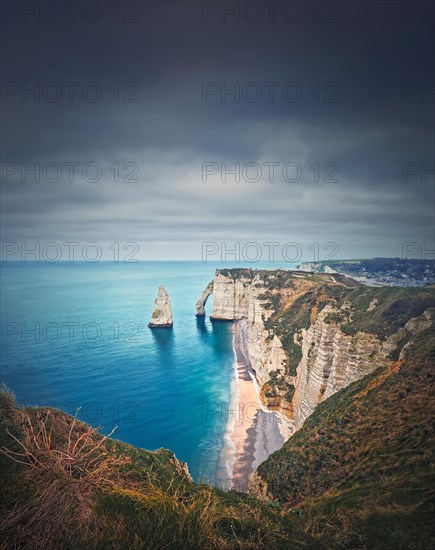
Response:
[291,303,435,430]
[197,271,298,416]
[148,285,173,327]
[237,274,383,423]
[210,271,252,320]
[197,270,434,437]
[291,305,386,430]
[243,275,293,416]
[297,262,337,274]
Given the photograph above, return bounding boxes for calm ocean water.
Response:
[0,261,292,482]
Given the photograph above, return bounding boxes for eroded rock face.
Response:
[195,281,213,316]
[290,305,435,430]
[291,305,386,430]
[148,285,173,327]
[244,277,292,415]
[240,275,379,423]
[198,271,295,414]
[210,272,251,320]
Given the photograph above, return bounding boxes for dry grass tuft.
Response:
[0,407,127,548]
[1,408,121,482]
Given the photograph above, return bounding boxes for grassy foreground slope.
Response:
[0,389,293,550]
[252,325,435,549]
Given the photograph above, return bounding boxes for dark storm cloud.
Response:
[1,0,434,260]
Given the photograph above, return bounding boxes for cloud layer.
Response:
[1,1,434,260]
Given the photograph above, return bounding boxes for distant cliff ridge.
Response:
[297,257,435,287]
[196,268,435,430]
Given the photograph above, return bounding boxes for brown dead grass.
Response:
[0,407,127,548]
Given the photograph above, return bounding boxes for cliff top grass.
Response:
[216,267,355,287]
[332,285,435,339]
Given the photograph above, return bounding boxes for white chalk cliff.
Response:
[210,271,251,319]
[196,270,433,432]
[148,285,173,327]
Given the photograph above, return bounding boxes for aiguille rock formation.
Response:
[148,285,173,328]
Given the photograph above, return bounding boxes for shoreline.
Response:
[216,320,293,493]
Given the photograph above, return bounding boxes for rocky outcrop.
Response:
[195,281,213,316]
[196,271,289,398]
[148,285,173,327]
[196,269,259,321]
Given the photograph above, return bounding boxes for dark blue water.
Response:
[0,261,288,481]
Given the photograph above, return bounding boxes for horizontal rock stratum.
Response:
[148,285,173,327]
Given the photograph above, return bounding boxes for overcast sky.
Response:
[1,1,434,261]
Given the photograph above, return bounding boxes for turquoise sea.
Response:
[0,261,293,482]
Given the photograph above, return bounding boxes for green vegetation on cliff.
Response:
[329,285,434,339]
[254,327,435,548]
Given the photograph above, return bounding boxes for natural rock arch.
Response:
[195,281,213,316]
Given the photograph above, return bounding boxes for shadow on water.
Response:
[195,316,209,338]
[149,327,175,364]
[210,320,234,352]
[195,317,234,352]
